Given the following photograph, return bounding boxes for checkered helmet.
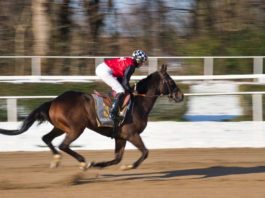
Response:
[132,50,148,64]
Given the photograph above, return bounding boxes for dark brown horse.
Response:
[0,64,183,171]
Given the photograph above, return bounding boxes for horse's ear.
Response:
[160,64,167,74]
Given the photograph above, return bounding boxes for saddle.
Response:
[92,90,132,127]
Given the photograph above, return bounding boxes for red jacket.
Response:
[104,57,137,77]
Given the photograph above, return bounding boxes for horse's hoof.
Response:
[120,164,134,171]
[79,161,93,171]
[50,154,62,169]
[90,162,105,169]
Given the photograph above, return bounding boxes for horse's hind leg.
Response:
[121,134,148,170]
[42,127,64,168]
[59,132,91,171]
[92,138,126,168]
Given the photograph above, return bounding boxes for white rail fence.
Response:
[0,55,264,82]
[1,92,264,122]
[0,74,265,83]
[0,55,264,75]
[0,56,264,122]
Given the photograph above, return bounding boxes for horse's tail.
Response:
[0,101,52,136]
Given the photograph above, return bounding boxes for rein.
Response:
[132,93,163,98]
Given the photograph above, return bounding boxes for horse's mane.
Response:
[135,71,161,94]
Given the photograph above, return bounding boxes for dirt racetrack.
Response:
[0,148,265,198]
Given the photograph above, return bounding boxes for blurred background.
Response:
[1,1,265,63]
[0,0,265,122]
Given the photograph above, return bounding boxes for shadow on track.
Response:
[77,166,265,184]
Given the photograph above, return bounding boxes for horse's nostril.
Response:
[174,92,184,102]
[180,93,184,101]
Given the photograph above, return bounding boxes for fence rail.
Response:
[0,55,264,76]
[1,92,263,122]
[0,74,265,83]
[1,91,265,99]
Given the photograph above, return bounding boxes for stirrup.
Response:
[110,109,122,122]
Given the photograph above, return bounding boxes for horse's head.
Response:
[135,64,184,102]
[158,64,184,103]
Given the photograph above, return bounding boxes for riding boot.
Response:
[110,93,125,138]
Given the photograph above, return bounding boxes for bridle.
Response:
[161,77,175,99]
[133,75,176,99]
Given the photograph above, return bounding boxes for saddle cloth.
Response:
[92,91,131,127]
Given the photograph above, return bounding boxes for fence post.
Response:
[253,57,263,83]
[204,57,214,75]
[7,98,17,122]
[148,57,158,74]
[31,56,41,75]
[252,94,263,121]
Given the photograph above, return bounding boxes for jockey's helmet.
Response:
[132,50,148,64]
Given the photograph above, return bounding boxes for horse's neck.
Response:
[141,96,157,115]
[135,89,158,116]
[135,74,160,116]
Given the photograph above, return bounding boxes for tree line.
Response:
[0,0,264,75]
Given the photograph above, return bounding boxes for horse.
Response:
[0,64,184,171]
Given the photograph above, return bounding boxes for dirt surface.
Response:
[0,148,265,198]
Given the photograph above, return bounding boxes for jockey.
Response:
[96,50,148,136]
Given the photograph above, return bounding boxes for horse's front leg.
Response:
[92,138,126,168]
[120,133,148,170]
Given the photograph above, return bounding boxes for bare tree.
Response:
[83,0,104,55]
[32,0,50,55]
[15,5,31,74]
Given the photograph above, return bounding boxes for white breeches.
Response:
[95,63,125,93]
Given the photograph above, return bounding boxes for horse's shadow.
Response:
[78,166,265,184]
